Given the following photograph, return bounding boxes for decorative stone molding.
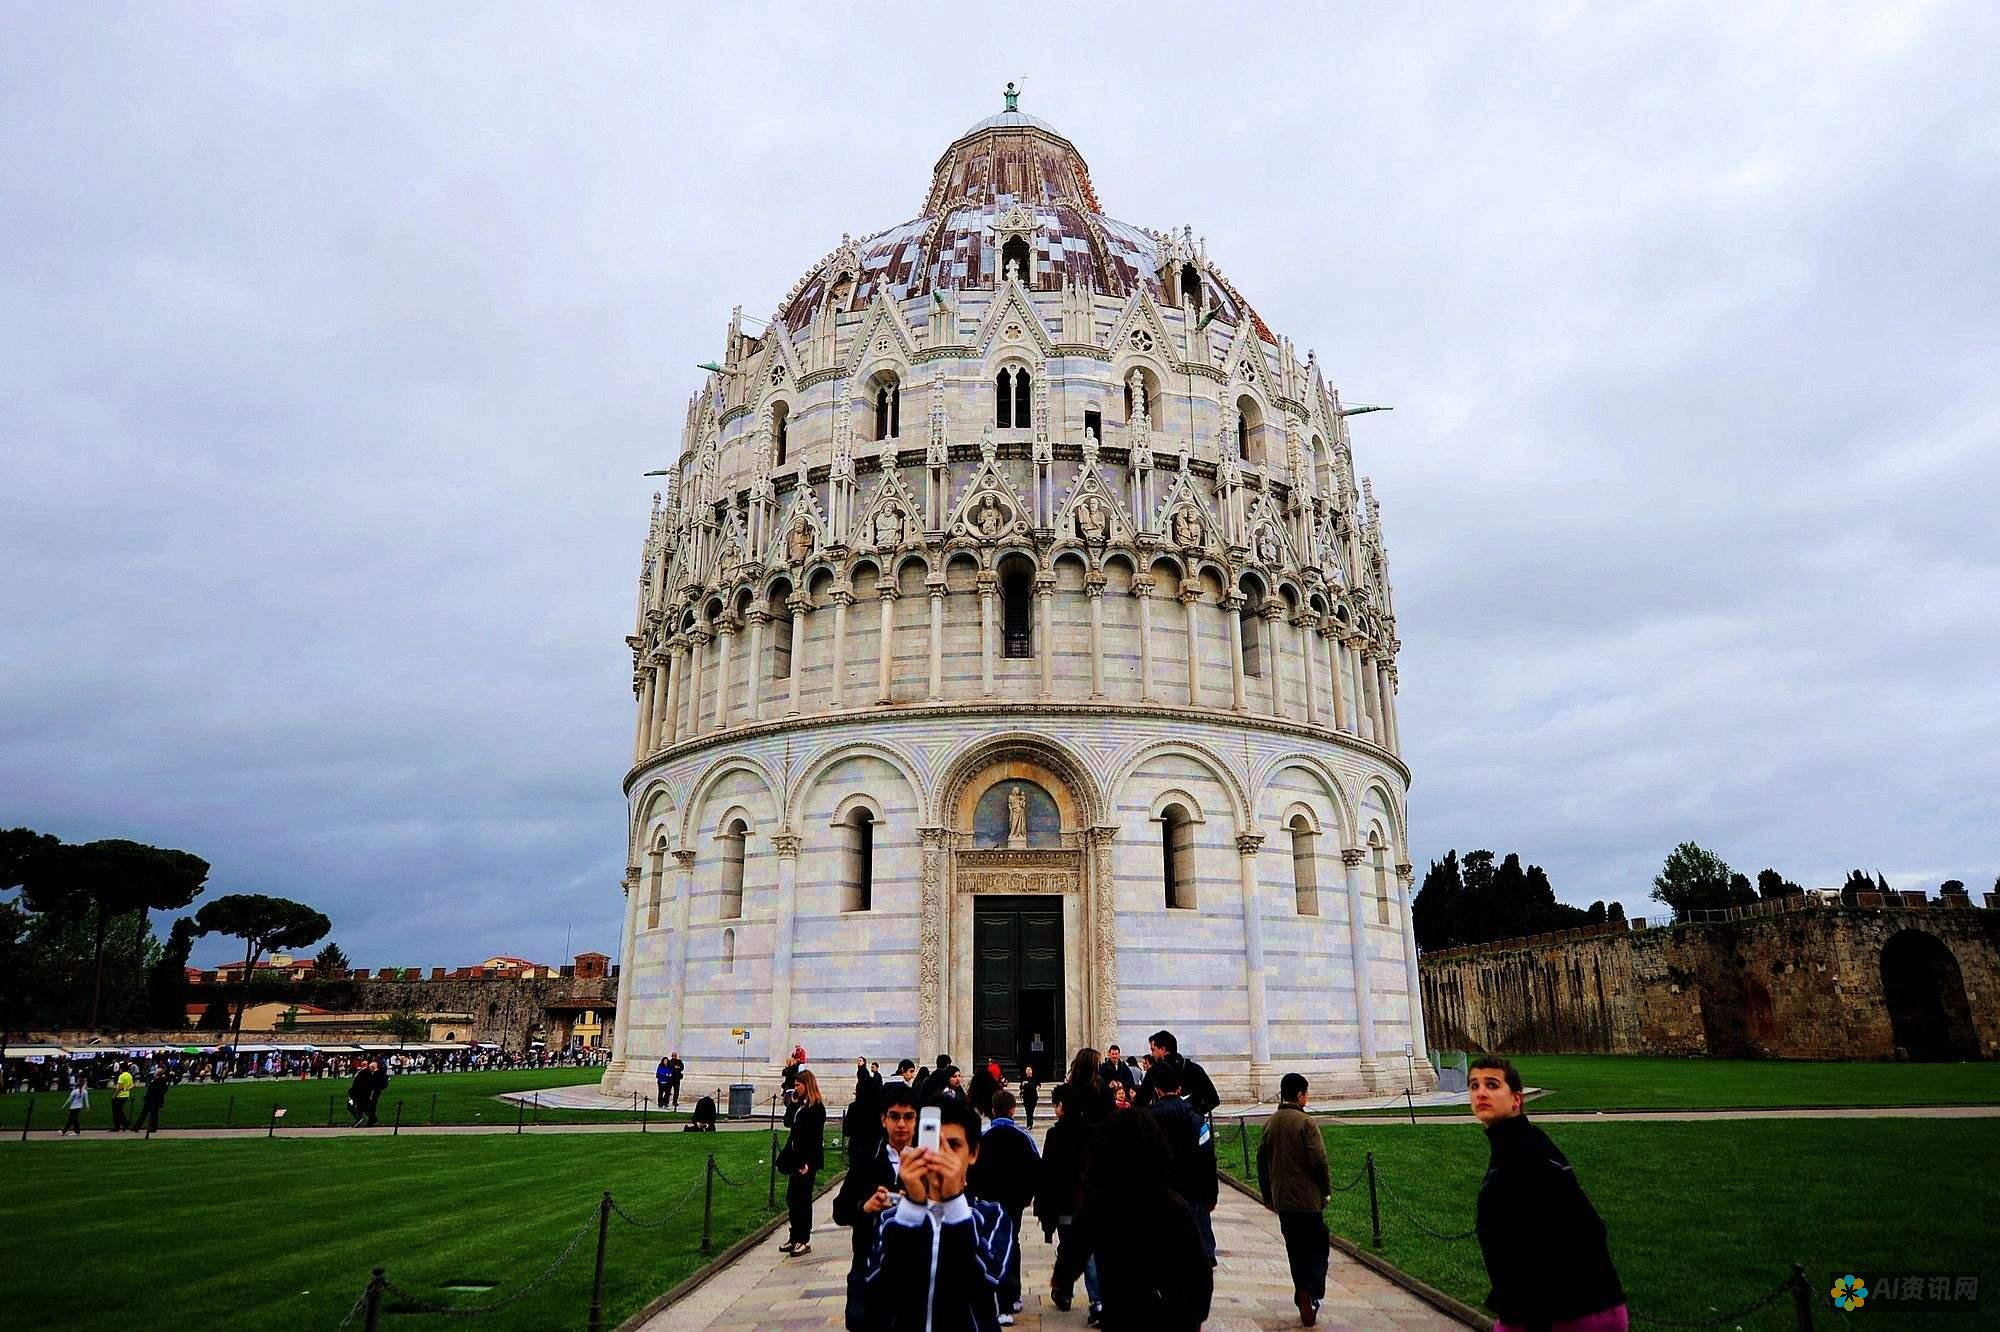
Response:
[772,832,803,859]
[1236,833,1265,856]
[1341,847,1366,868]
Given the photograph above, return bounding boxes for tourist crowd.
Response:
[11,1042,607,1095]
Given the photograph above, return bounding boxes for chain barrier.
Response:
[607,1174,707,1230]
[1371,1171,1479,1242]
[1328,1161,1368,1193]
[708,1159,751,1189]
[377,1210,596,1316]
[1627,1276,1794,1329]
[336,1288,371,1329]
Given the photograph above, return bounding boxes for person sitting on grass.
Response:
[862,1096,1012,1330]
[1469,1055,1628,1332]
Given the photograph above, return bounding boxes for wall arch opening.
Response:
[1881,930,1978,1060]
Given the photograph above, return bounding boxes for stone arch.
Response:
[1116,358,1167,429]
[629,779,680,859]
[1357,777,1406,859]
[1251,754,1356,845]
[933,732,1104,831]
[785,739,925,830]
[890,551,933,583]
[1108,737,1251,832]
[677,755,782,849]
[1147,787,1208,823]
[1881,930,1979,1060]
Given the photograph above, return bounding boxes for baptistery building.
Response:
[605,91,1430,1101]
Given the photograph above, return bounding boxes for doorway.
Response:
[973,896,1065,1078]
[1881,930,1978,1060]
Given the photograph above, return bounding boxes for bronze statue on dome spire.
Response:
[1004,81,1019,113]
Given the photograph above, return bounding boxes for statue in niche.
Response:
[873,501,905,550]
[787,517,815,564]
[975,492,1009,539]
[1172,504,1203,548]
[1075,494,1109,544]
[1256,524,1282,567]
[1006,786,1028,847]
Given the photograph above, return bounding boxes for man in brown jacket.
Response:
[1258,1072,1332,1326]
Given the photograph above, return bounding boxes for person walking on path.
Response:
[134,1066,170,1135]
[778,1067,827,1257]
[346,1063,372,1127]
[111,1063,135,1132]
[1141,1030,1220,1118]
[968,1090,1040,1324]
[1469,1055,1628,1332]
[366,1059,390,1127]
[861,1095,1012,1330]
[832,1082,917,1330]
[62,1077,89,1135]
[1145,1060,1219,1263]
[1258,1072,1332,1326]
[656,1056,672,1110]
[1052,1108,1212,1329]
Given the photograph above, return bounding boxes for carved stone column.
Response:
[1380,662,1400,753]
[683,628,709,737]
[648,652,671,751]
[1350,639,1377,743]
[768,831,801,1065]
[1342,847,1380,1087]
[1396,862,1426,1063]
[1236,833,1273,1092]
[1035,574,1056,697]
[1132,575,1156,700]
[1223,593,1248,711]
[1321,621,1348,733]
[711,613,739,730]
[663,637,687,746]
[876,584,898,705]
[609,865,640,1068]
[1179,582,1203,706]
[786,594,810,715]
[927,581,946,700]
[828,588,851,710]
[978,573,998,697]
[631,671,651,764]
[1086,825,1119,1046]
[1294,610,1321,726]
[916,827,951,1061]
[1086,575,1107,698]
[742,608,769,722]
[1260,601,1287,718]
[664,849,698,1056]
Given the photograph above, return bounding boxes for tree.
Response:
[1840,869,1877,905]
[194,894,330,1055]
[145,917,198,1028]
[315,941,349,976]
[1607,902,1626,924]
[1651,842,1735,920]
[1726,872,1757,907]
[276,1005,300,1031]
[198,998,232,1030]
[18,838,208,1028]
[1586,901,1607,925]
[1412,851,1463,951]
[376,1007,427,1046]
[1756,869,1803,900]
[1939,879,1967,897]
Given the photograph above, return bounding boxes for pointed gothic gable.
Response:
[1151,460,1224,554]
[1225,323,1273,398]
[715,503,751,570]
[766,484,829,567]
[943,444,1035,544]
[853,460,924,552]
[1053,453,1138,548]
[1103,287,1176,363]
[971,276,1056,360]
[760,313,808,398]
[1243,490,1301,573]
[848,289,921,374]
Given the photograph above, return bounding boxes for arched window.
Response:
[645,835,667,930]
[1160,804,1197,909]
[995,367,1030,429]
[1371,837,1391,924]
[1000,556,1035,658]
[874,380,901,441]
[1240,595,1264,678]
[1288,815,1318,916]
[1180,262,1202,310]
[772,402,789,468]
[721,927,735,974]
[720,818,748,919]
[841,809,875,913]
[1236,394,1263,464]
[1001,236,1031,284]
[769,587,794,680]
[1237,410,1250,460]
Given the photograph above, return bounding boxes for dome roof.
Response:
[776,91,1272,343]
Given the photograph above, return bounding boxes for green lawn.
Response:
[1221,1116,1999,1329]
[1334,1053,2000,1115]
[0,1068,689,1130]
[0,1131,810,1330]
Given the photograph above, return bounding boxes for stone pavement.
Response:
[645,1176,1468,1330]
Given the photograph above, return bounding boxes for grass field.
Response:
[0,1131,807,1330]
[1334,1053,2000,1115]
[0,1068,684,1131]
[1220,1116,1999,1329]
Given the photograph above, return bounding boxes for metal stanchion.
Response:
[1790,1262,1815,1330]
[225,1094,234,1128]
[767,1095,779,1209]
[1239,1115,1252,1181]
[327,1095,334,1127]
[268,1105,280,1138]
[429,1091,437,1125]
[700,1154,716,1255]
[20,1098,33,1141]
[363,1266,385,1332]
[392,1100,403,1135]
[641,1095,648,1133]
[587,1191,612,1332]
[533,1092,541,1124]
[1365,1152,1382,1249]
[517,1096,525,1134]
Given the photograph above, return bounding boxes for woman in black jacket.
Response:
[1470,1056,1626,1331]
[780,1068,828,1257]
[1052,1108,1211,1329]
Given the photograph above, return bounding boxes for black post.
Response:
[327,1094,334,1128]
[1790,1262,1815,1331]
[268,1105,279,1138]
[363,1266,385,1332]
[641,1095,648,1133]
[517,1096,525,1134]
[587,1190,612,1332]
[1239,1115,1252,1181]
[430,1091,437,1125]
[392,1100,403,1136]
[533,1092,540,1124]
[700,1154,716,1255]
[20,1097,32,1141]
[225,1094,234,1128]
[1366,1152,1382,1249]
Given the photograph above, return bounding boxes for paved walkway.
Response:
[647,1154,1467,1330]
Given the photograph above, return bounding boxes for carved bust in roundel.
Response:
[1172,504,1203,549]
[1075,494,1109,543]
[974,492,1011,540]
[873,500,905,551]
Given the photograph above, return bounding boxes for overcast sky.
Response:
[4,4,1995,969]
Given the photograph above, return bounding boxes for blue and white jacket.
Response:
[861,1192,1012,1331]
